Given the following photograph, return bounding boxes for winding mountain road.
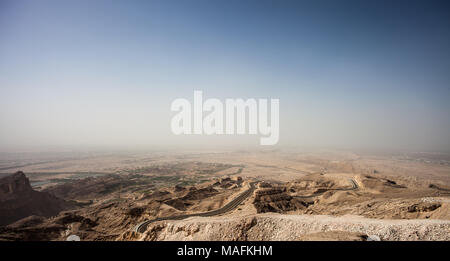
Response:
[133,181,257,233]
[133,178,360,233]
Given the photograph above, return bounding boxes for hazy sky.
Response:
[0,0,449,152]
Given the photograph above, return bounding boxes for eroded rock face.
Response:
[173,185,186,192]
[0,172,73,226]
[0,171,32,196]
[163,198,193,211]
[54,213,97,228]
[163,186,219,210]
[253,187,308,213]
[407,202,441,213]
[180,186,218,200]
[127,207,145,217]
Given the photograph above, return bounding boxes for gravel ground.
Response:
[138,213,450,241]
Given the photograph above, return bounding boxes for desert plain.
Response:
[0,149,449,241]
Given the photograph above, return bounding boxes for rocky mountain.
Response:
[0,171,73,226]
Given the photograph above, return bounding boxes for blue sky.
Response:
[0,0,449,151]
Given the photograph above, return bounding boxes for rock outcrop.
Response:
[0,171,73,226]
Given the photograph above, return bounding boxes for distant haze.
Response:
[1,0,449,152]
